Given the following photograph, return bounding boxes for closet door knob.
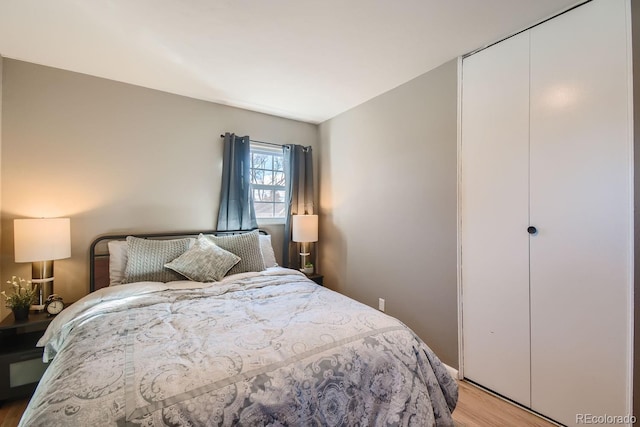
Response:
[527,226,538,235]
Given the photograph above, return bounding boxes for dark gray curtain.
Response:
[283,144,314,268]
[217,132,258,231]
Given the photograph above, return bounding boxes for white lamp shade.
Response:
[292,215,318,243]
[14,218,71,262]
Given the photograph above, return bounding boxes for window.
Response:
[250,143,286,218]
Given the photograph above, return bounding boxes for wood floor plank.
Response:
[453,380,557,427]
[0,398,29,427]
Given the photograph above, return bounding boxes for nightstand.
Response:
[0,311,52,400]
[305,274,324,286]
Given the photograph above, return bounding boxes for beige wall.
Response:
[632,0,640,419]
[0,59,317,310]
[318,59,459,367]
[0,55,3,282]
[0,55,468,370]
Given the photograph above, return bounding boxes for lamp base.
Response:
[299,247,311,272]
[31,261,54,307]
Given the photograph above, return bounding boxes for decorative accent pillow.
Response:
[206,230,266,276]
[259,234,278,268]
[107,240,128,286]
[165,235,240,282]
[123,237,192,283]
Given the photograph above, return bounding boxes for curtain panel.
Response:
[283,144,314,268]
[217,133,258,231]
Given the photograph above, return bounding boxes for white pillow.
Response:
[108,240,128,286]
[260,234,278,268]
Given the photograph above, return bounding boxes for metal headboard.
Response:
[89,229,267,292]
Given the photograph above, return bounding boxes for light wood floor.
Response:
[453,381,556,427]
[0,398,28,427]
[0,380,555,427]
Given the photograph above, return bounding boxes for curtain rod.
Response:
[219,134,283,148]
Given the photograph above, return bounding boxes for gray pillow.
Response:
[123,236,192,283]
[206,230,265,276]
[165,235,240,282]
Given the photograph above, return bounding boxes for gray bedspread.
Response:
[20,268,457,426]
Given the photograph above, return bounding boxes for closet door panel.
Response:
[461,32,531,406]
[529,0,631,424]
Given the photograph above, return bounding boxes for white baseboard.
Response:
[444,363,459,380]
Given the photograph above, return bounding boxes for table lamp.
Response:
[14,218,71,310]
[292,214,318,273]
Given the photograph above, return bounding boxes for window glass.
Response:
[250,143,286,219]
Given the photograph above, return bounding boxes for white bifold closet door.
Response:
[460,30,531,408]
[461,0,632,425]
[528,0,631,423]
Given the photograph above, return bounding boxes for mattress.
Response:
[20,268,457,426]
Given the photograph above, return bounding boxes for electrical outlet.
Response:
[378,298,385,312]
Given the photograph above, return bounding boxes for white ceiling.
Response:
[0,0,579,124]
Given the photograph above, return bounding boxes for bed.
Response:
[19,230,458,426]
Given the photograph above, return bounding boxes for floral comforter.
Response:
[20,268,457,426]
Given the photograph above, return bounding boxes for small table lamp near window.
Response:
[14,218,71,310]
[292,214,318,274]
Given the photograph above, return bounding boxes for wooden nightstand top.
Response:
[0,311,53,332]
[0,301,73,332]
[305,274,323,286]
